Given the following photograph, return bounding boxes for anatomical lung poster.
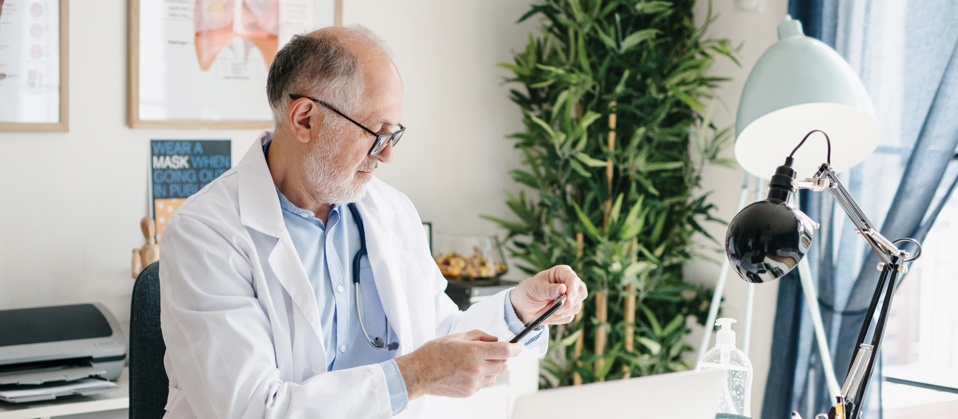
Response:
[130,0,339,128]
[0,0,64,129]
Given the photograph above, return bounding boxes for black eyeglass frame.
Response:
[289,94,404,157]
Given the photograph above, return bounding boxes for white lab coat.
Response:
[159,133,546,419]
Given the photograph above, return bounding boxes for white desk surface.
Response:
[0,368,129,419]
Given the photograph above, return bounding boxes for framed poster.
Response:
[129,0,342,129]
[0,0,69,132]
[150,139,231,241]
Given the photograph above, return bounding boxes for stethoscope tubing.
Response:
[348,203,398,351]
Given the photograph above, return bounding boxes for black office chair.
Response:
[130,262,169,419]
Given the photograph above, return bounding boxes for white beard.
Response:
[304,129,376,205]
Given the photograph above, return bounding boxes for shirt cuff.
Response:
[379,359,408,415]
[505,289,545,345]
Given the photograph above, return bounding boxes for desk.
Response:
[0,368,128,419]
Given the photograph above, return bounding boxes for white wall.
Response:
[0,0,540,342]
[0,0,789,416]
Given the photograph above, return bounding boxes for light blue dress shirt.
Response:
[264,142,540,415]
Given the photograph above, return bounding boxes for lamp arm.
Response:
[794,165,921,419]
[797,167,903,263]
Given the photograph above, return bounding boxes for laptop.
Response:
[512,369,727,419]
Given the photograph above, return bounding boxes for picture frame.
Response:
[128,0,342,129]
[422,222,433,254]
[0,0,69,132]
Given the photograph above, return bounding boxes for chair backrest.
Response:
[130,262,168,419]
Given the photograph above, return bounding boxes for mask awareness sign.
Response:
[150,139,231,241]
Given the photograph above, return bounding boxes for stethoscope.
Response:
[347,203,400,351]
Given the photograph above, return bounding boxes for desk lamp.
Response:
[696,15,881,409]
[727,130,921,419]
[723,19,922,419]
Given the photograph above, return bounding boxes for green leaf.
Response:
[650,214,667,243]
[662,315,685,337]
[579,111,602,131]
[597,27,617,50]
[635,1,673,15]
[623,261,654,279]
[528,115,555,136]
[622,195,644,226]
[496,62,529,76]
[529,79,556,89]
[509,169,539,189]
[574,152,608,168]
[552,131,568,145]
[568,159,591,177]
[608,193,624,224]
[573,202,601,240]
[552,329,583,348]
[479,215,526,234]
[613,69,631,95]
[577,34,591,75]
[642,305,662,336]
[596,352,618,379]
[636,337,661,355]
[553,90,571,116]
[620,29,659,53]
[568,0,585,23]
[668,87,705,112]
[641,161,685,172]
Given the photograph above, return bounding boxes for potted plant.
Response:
[485,0,737,386]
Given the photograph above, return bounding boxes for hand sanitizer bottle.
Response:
[696,318,753,418]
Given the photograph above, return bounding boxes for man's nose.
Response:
[375,141,395,163]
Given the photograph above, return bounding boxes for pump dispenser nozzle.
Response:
[699,317,752,417]
[715,318,737,347]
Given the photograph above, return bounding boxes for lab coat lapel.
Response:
[237,133,327,364]
[355,185,414,355]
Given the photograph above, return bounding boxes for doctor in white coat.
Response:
[159,25,587,419]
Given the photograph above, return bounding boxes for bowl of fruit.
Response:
[433,235,508,283]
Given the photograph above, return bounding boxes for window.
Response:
[882,189,958,418]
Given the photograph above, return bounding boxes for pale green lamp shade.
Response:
[735,18,879,180]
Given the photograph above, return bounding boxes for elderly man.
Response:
[159,25,587,418]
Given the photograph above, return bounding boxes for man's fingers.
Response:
[465,330,499,342]
[575,281,588,304]
[530,282,565,301]
[548,265,585,303]
[485,359,509,376]
[480,342,522,360]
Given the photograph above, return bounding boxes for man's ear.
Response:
[288,98,322,145]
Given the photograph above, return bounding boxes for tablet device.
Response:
[510,294,566,343]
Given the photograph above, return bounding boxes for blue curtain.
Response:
[763,1,958,418]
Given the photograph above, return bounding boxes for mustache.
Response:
[358,161,379,172]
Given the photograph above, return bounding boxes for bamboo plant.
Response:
[485,0,737,387]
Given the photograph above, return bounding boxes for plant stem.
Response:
[594,289,608,381]
[596,102,616,381]
[604,101,617,228]
[623,237,638,378]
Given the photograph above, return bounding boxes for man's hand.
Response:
[395,330,521,400]
[511,265,587,325]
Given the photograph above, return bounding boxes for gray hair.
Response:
[266,25,392,128]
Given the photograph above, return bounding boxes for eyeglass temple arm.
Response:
[290,95,380,138]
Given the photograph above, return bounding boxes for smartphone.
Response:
[510,294,567,343]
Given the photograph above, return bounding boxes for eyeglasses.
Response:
[289,94,405,157]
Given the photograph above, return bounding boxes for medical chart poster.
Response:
[0,0,67,131]
[130,0,340,129]
[150,139,231,240]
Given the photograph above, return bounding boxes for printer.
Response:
[0,303,126,402]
